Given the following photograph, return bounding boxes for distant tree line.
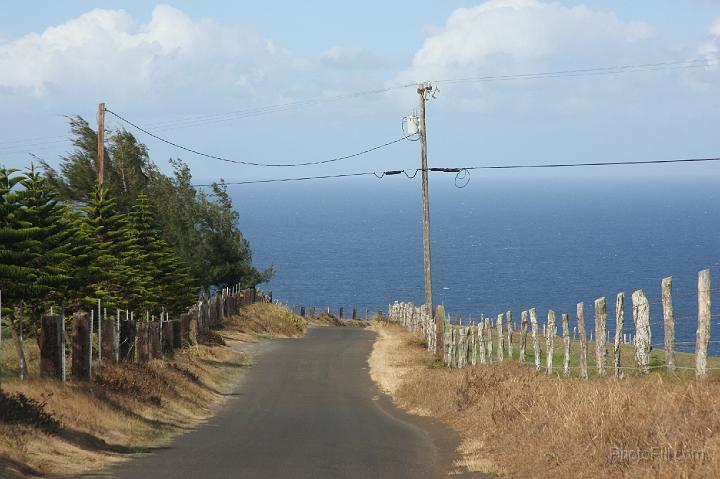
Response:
[1,116,271,345]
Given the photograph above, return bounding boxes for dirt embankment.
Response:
[0,303,305,478]
[368,321,720,478]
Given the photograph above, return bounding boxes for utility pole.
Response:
[418,82,439,356]
[97,102,105,186]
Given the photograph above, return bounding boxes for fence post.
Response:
[546,310,556,375]
[352,308,357,320]
[136,321,150,363]
[149,322,161,358]
[506,310,513,359]
[101,315,119,364]
[696,269,711,378]
[40,314,62,378]
[339,307,344,319]
[661,277,675,371]
[562,313,570,378]
[520,310,528,363]
[577,303,588,379]
[172,320,181,349]
[162,321,174,358]
[119,319,136,361]
[72,312,91,380]
[300,306,305,318]
[436,305,445,362]
[477,320,486,364]
[310,307,316,319]
[484,316,493,363]
[632,290,651,374]
[496,313,504,362]
[530,308,540,370]
[614,293,624,377]
[59,306,66,382]
[595,297,607,376]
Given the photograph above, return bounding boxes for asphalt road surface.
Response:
[102,327,465,479]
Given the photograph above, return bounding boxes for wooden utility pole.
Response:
[418,82,433,311]
[418,82,438,360]
[97,102,105,186]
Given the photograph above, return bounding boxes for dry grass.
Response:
[224,303,307,339]
[369,321,720,478]
[310,311,370,329]
[0,302,302,478]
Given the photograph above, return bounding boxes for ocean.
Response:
[234,173,720,355]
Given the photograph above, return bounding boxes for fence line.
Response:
[0,285,271,383]
[387,268,717,380]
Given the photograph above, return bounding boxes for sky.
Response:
[1,0,720,187]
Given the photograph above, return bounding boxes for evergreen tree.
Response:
[82,184,129,309]
[14,166,73,324]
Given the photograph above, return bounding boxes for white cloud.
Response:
[0,5,300,110]
[699,16,720,62]
[393,0,657,112]
[319,47,383,70]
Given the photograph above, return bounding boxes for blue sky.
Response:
[1,1,720,187]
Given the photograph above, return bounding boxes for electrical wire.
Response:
[105,108,407,167]
[433,58,719,86]
[202,155,720,187]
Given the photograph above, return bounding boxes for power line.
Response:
[433,58,718,86]
[105,108,408,167]
[110,58,718,132]
[202,155,720,187]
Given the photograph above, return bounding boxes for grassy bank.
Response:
[369,321,720,478]
[0,303,305,478]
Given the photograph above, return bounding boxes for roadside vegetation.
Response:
[369,321,720,478]
[0,303,302,478]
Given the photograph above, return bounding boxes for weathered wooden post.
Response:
[436,305,446,362]
[101,315,119,364]
[300,306,306,318]
[546,310,556,375]
[136,321,150,363]
[577,303,588,379]
[458,327,467,368]
[520,310,528,363]
[484,316,493,363]
[149,322,161,358]
[613,293,624,377]
[506,310,513,359]
[179,313,190,345]
[40,314,62,378]
[59,306,66,382]
[172,320,182,349]
[594,297,607,376]
[530,308,540,370]
[631,290,651,374]
[72,312,91,380]
[339,307,344,319]
[470,326,477,366]
[352,308,357,320]
[477,321,486,364]
[119,318,136,361]
[496,313,504,362]
[661,277,675,371]
[189,313,198,345]
[162,321,174,358]
[562,313,570,378]
[696,269,711,378]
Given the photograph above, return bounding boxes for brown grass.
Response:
[369,321,720,478]
[223,303,307,338]
[310,311,370,328]
[0,302,302,478]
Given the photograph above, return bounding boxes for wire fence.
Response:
[387,267,719,379]
[0,285,271,383]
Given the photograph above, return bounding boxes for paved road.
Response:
[102,327,462,479]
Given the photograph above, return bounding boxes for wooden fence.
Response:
[388,268,718,379]
[1,285,270,382]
